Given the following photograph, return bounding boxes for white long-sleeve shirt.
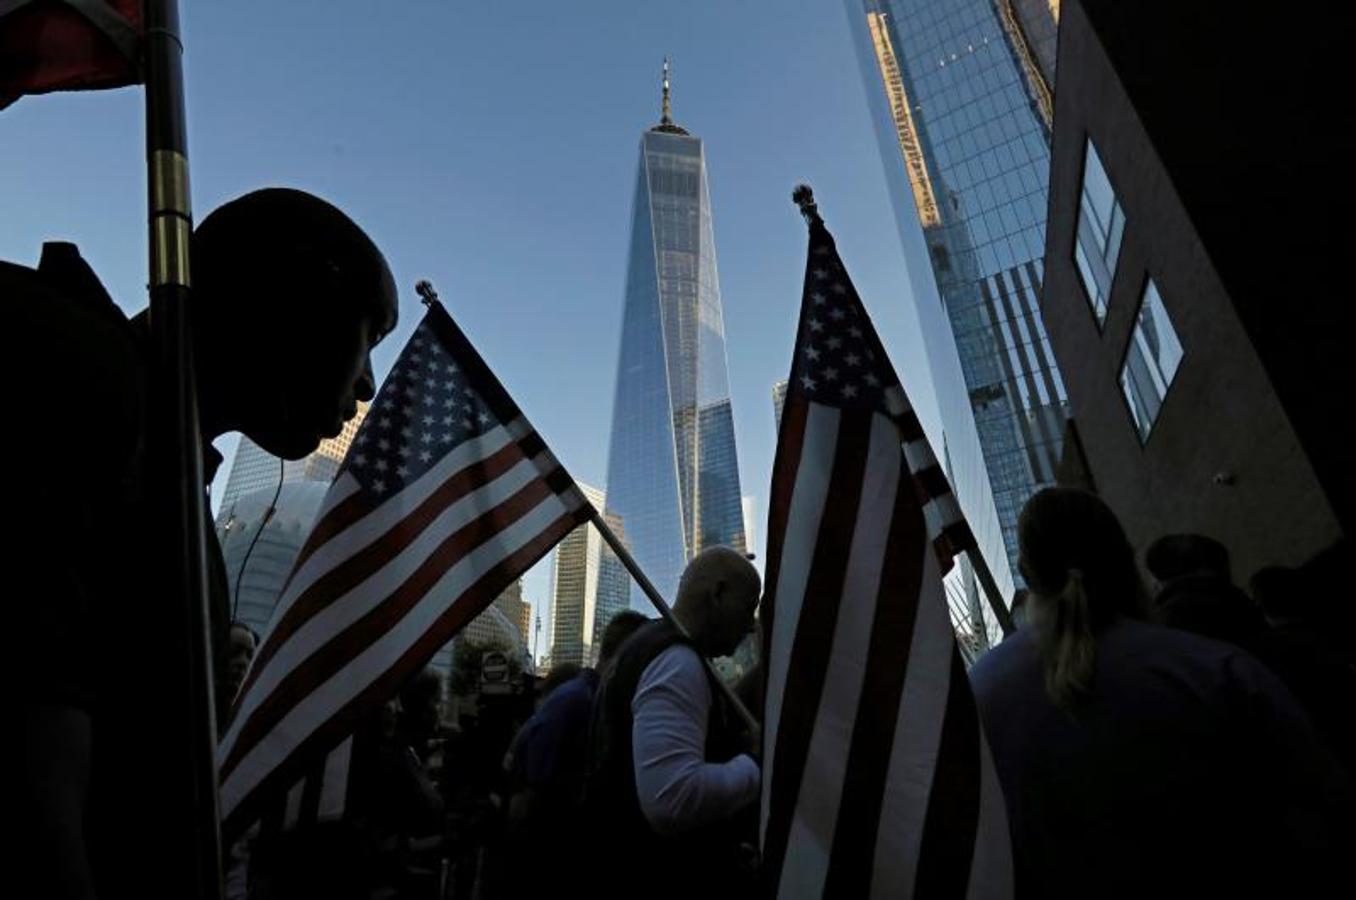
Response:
[631,643,760,836]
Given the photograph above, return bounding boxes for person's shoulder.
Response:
[3,247,145,470]
[649,642,703,672]
[1102,618,1286,702]
[969,630,1036,695]
[539,673,594,717]
[1106,617,1247,664]
[637,643,705,693]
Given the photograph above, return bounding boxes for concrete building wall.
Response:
[1040,0,1343,581]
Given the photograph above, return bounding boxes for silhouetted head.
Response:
[1018,488,1146,710]
[224,621,259,700]
[191,188,398,459]
[1145,533,1232,585]
[538,663,583,702]
[673,547,761,658]
[597,610,650,669]
[398,667,443,744]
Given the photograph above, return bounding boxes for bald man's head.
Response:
[673,547,761,657]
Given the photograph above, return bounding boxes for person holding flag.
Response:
[215,281,602,894]
[8,5,403,897]
[10,189,398,899]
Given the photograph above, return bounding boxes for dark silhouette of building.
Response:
[1039,0,1351,578]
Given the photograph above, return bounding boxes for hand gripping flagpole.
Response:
[144,0,223,896]
[791,185,1015,638]
[586,509,761,735]
[414,280,761,735]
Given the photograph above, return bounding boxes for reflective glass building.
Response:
[847,0,1069,593]
[218,481,330,637]
[219,481,527,679]
[601,70,746,610]
[548,482,609,668]
[217,401,370,518]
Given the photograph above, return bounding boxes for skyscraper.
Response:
[601,63,746,610]
[548,482,609,668]
[846,0,1069,591]
[772,379,788,432]
[217,401,370,517]
[218,481,330,636]
[431,579,531,676]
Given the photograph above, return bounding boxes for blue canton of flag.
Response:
[219,298,591,842]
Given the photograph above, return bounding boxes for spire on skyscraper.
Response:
[661,57,672,124]
[652,56,689,135]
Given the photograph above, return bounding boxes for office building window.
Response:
[1073,138,1125,325]
[1120,278,1183,442]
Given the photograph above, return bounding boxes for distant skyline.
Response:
[1,1,949,655]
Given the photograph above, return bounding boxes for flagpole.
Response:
[586,507,761,735]
[967,548,1016,636]
[412,280,761,733]
[792,184,1015,639]
[144,0,223,897]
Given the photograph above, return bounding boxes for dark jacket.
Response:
[970,619,1352,899]
[1156,574,1356,771]
[584,620,755,898]
[7,244,232,897]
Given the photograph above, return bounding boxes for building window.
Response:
[1073,138,1125,325]
[1119,278,1183,443]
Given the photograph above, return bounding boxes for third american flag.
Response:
[218,294,590,840]
[760,191,1013,897]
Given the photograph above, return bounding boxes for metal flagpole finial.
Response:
[792,184,823,227]
[415,279,440,308]
[661,56,673,125]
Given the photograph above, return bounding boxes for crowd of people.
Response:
[973,489,1353,897]
[12,186,1351,898]
[225,490,1354,899]
[223,547,762,899]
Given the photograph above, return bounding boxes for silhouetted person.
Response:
[1250,564,1306,629]
[224,621,259,709]
[970,488,1351,899]
[10,188,397,899]
[1008,587,1031,632]
[530,662,583,709]
[586,547,761,899]
[1298,537,1356,653]
[493,611,649,897]
[1150,535,1356,770]
[1145,533,1267,649]
[1251,555,1356,771]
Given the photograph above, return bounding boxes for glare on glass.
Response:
[1120,278,1184,442]
[1073,138,1125,325]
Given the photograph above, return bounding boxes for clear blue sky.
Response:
[1,0,941,656]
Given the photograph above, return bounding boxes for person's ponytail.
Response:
[1034,567,1097,713]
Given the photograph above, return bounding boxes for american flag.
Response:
[759,197,1012,897]
[218,298,590,840]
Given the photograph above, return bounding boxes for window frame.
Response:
[1071,137,1126,329]
[1117,274,1184,445]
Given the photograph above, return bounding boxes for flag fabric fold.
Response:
[759,204,1012,898]
[0,0,142,109]
[218,299,591,842]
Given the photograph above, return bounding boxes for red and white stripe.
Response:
[218,414,586,839]
[759,218,1011,897]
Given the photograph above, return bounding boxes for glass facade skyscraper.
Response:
[218,481,330,637]
[847,0,1069,590]
[217,401,370,519]
[548,482,609,668]
[601,71,746,610]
